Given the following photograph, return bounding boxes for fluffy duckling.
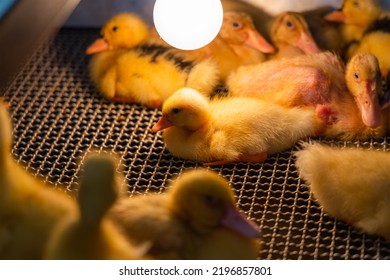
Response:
[324,0,383,43]
[345,52,383,128]
[109,169,261,260]
[44,154,142,260]
[180,11,275,81]
[227,52,384,140]
[295,142,390,240]
[0,100,76,259]
[87,13,219,107]
[269,12,321,59]
[347,16,390,76]
[151,87,323,166]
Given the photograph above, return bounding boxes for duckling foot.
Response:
[204,152,268,166]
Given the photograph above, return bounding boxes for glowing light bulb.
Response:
[153,0,223,50]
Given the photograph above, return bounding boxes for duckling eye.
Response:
[352,1,359,7]
[172,108,181,114]
[112,26,118,32]
[354,72,360,80]
[232,21,242,28]
[203,195,219,207]
[286,20,294,28]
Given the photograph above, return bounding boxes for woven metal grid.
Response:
[2,28,390,260]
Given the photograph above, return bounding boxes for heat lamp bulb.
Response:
[153,0,223,50]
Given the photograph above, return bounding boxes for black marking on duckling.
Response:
[136,43,194,73]
[364,16,390,35]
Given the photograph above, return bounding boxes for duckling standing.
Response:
[109,169,261,260]
[295,142,390,240]
[0,100,76,259]
[269,11,321,59]
[44,154,143,260]
[151,87,323,166]
[86,13,219,107]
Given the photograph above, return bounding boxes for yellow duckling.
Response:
[179,11,275,82]
[0,100,76,259]
[151,87,323,166]
[44,154,143,260]
[345,52,383,128]
[269,11,321,59]
[347,17,390,76]
[109,169,261,260]
[324,0,383,43]
[86,13,219,107]
[295,142,390,240]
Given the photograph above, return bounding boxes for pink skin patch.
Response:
[221,206,261,238]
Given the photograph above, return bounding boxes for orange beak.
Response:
[324,10,346,23]
[221,206,261,238]
[86,38,109,55]
[356,80,382,128]
[294,31,321,54]
[244,28,275,54]
[151,116,173,133]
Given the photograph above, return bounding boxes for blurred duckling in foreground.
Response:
[227,52,384,140]
[269,12,321,59]
[44,154,143,260]
[109,169,261,259]
[86,13,219,107]
[179,11,275,81]
[295,142,390,240]
[151,87,323,166]
[0,100,76,259]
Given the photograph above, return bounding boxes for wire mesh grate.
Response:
[2,28,390,260]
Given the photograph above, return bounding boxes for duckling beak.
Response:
[294,31,321,54]
[221,207,261,238]
[244,28,275,54]
[151,116,173,133]
[324,10,346,22]
[356,81,382,128]
[86,38,109,55]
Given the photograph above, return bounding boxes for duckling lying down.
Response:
[86,13,219,108]
[152,87,324,166]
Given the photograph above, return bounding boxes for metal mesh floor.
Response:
[2,28,390,260]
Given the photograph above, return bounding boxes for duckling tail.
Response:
[186,59,220,95]
[0,98,12,175]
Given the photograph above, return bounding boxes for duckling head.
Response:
[346,52,382,128]
[151,87,211,132]
[325,0,381,27]
[86,13,150,54]
[271,12,320,54]
[167,169,260,238]
[220,11,275,54]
